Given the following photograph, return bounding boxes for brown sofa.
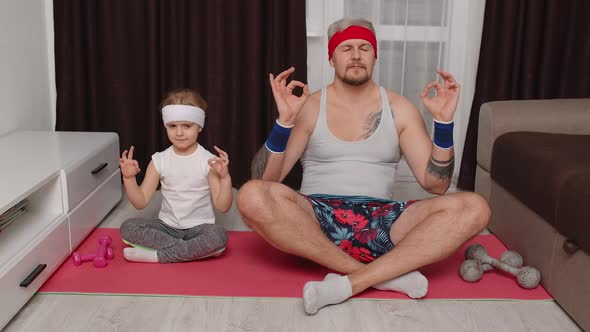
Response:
[475,99,590,331]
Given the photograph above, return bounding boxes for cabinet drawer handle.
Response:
[20,264,47,288]
[91,162,108,175]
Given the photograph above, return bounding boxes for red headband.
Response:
[328,25,377,60]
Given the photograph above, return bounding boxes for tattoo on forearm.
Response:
[251,145,270,179]
[431,156,454,164]
[427,155,454,181]
[362,110,382,139]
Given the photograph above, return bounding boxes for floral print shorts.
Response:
[304,194,417,262]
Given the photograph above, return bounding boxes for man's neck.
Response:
[330,79,378,104]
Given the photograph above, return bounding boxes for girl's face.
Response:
[165,121,201,154]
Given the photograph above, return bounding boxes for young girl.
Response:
[119,89,232,263]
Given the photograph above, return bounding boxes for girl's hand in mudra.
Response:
[119,146,141,179]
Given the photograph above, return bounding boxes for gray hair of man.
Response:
[327,17,376,40]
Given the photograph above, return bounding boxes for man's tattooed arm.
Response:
[427,155,455,181]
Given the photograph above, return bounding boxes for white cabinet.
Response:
[68,171,121,251]
[0,131,122,329]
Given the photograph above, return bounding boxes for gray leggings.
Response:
[119,218,228,263]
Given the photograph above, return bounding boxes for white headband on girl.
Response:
[162,105,206,128]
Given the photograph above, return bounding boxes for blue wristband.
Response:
[433,120,454,149]
[265,120,292,153]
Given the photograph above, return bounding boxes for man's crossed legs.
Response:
[237,180,490,314]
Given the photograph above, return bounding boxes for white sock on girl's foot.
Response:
[123,247,159,263]
[303,274,352,315]
[325,270,428,299]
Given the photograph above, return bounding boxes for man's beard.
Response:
[342,68,371,86]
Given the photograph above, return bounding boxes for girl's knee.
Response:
[203,224,228,248]
[119,218,140,239]
[214,225,229,247]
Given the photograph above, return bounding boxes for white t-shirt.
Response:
[152,144,216,229]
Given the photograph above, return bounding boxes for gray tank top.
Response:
[300,86,402,200]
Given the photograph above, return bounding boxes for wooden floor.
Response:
[4,184,583,332]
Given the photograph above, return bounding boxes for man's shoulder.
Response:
[383,89,414,110]
[307,89,322,104]
[298,90,322,119]
[290,90,321,135]
[382,88,423,134]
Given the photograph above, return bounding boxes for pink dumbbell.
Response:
[93,235,113,267]
[72,235,114,268]
[72,247,114,266]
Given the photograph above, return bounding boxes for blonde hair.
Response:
[327,17,376,40]
[160,88,208,112]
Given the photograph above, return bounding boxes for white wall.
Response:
[0,0,55,136]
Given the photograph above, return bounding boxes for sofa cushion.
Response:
[491,132,590,253]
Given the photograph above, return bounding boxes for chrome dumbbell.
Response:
[460,244,540,289]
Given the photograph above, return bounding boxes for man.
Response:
[237,17,490,314]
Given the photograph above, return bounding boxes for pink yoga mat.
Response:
[40,228,552,300]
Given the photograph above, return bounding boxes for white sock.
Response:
[123,247,159,263]
[325,270,428,299]
[303,274,352,315]
[374,271,428,298]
